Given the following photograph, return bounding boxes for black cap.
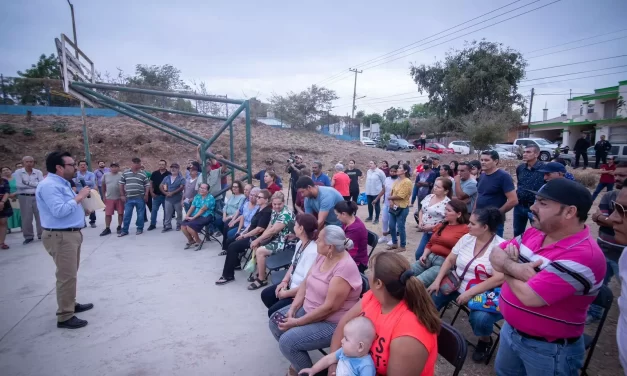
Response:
[527,179,592,218]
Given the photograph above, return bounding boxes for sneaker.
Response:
[472,338,493,363]
[57,316,88,329]
[176,226,181,231]
[387,240,394,246]
[147,225,156,231]
[365,217,372,222]
[23,239,34,245]
[373,219,379,225]
[378,236,388,244]
[116,226,122,235]
[99,228,111,236]
[118,232,129,237]
[90,223,97,228]
[161,227,172,233]
[136,230,143,235]
[585,314,601,325]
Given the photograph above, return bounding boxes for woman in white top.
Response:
[426,207,505,363]
[373,165,398,244]
[260,213,319,317]
[415,177,452,260]
[439,165,455,183]
[365,161,386,225]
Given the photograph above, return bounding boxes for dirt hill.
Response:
[0,113,418,179]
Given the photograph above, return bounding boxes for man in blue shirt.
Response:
[74,160,98,228]
[312,161,331,187]
[36,151,94,330]
[253,159,283,189]
[296,176,344,231]
[475,150,518,237]
[513,145,545,237]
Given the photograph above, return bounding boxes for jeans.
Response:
[389,207,409,247]
[163,200,182,229]
[88,211,96,225]
[261,284,294,317]
[411,185,419,205]
[513,205,531,238]
[494,322,584,376]
[366,195,380,221]
[496,222,504,238]
[150,195,166,226]
[415,232,432,260]
[269,305,337,372]
[381,203,390,233]
[122,197,146,233]
[591,182,614,202]
[411,253,446,286]
[431,291,503,337]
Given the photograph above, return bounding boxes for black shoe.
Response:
[373,219,379,225]
[23,239,34,245]
[116,226,122,234]
[100,228,111,236]
[161,227,172,233]
[57,316,88,329]
[472,338,493,363]
[90,223,97,228]
[74,303,94,313]
[147,225,156,231]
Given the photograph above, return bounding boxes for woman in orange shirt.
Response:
[328,252,441,376]
[331,163,351,201]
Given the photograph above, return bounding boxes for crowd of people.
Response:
[1,143,626,376]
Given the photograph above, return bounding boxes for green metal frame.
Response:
[69,81,253,200]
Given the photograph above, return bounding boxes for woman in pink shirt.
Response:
[268,225,362,376]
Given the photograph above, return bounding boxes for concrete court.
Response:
[0,210,296,376]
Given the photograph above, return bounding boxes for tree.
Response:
[355,110,365,120]
[369,113,383,124]
[457,109,520,152]
[410,40,527,118]
[383,107,409,122]
[269,85,339,129]
[409,103,435,119]
[381,119,415,139]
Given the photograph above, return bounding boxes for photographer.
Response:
[254,159,283,190]
[286,154,305,207]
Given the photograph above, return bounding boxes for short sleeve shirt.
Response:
[335,348,376,376]
[270,206,293,248]
[420,194,450,228]
[361,291,437,376]
[345,169,362,191]
[451,234,504,292]
[304,186,345,226]
[390,178,413,208]
[120,170,150,198]
[452,178,477,213]
[191,194,216,218]
[475,169,515,210]
[333,172,351,197]
[249,205,273,230]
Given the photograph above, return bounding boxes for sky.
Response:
[1,0,627,122]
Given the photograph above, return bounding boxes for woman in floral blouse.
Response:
[415,177,452,260]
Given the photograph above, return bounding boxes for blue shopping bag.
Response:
[357,192,367,205]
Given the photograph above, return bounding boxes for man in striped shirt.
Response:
[118,158,150,237]
[490,178,606,376]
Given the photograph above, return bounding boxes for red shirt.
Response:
[599,163,616,184]
[267,182,281,195]
[332,172,351,196]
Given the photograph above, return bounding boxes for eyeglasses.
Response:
[64,163,76,167]
[612,201,627,219]
[257,195,267,199]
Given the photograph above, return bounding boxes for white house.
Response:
[361,122,381,139]
[528,79,627,147]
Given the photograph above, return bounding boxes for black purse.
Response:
[389,206,403,216]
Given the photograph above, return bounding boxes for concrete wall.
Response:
[620,84,627,118]
[0,105,118,117]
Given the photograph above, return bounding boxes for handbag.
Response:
[439,235,494,296]
[468,286,501,313]
[244,252,256,274]
[388,206,403,216]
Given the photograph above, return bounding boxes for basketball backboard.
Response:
[55,33,97,107]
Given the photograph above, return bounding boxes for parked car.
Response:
[424,142,455,154]
[448,140,471,154]
[495,138,559,161]
[493,147,518,160]
[386,138,415,151]
[560,144,627,166]
[361,137,376,147]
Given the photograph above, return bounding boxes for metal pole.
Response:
[349,68,362,119]
[527,88,535,126]
[128,103,228,120]
[67,0,91,169]
[227,94,235,183]
[245,100,252,184]
[1,74,7,105]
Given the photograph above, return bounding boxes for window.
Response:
[587,104,595,114]
[622,147,627,156]
[610,146,619,155]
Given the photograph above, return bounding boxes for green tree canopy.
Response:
[409,103,435,119]
[383,107,409,122]
[269,85,339,130]
[410,40,527,118]
[458,108,521,152]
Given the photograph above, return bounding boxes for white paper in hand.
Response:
[81,189,105,212]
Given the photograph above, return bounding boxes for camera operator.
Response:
[254,159,283,190]
[286,154,305,208]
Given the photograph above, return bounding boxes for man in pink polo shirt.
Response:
[608,181,627,371]
[490,178,606,376]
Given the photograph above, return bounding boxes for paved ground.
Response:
[0,210,295,376]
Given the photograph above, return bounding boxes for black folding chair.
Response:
[367,230,378,258]
[439,302,501,365]
[438,322,468,376]
[270,269,288,285]
[581,285,614,375]
[196,221,222,251]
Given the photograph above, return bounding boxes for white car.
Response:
[361,137,376,147]
[493,147,517,160]
[448,141,471,155]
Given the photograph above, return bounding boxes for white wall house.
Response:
[361,122,380,139]
[528,79,627,148]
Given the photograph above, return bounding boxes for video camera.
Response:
[287,151,296,164]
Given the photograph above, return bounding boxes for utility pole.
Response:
[569,89,572,99]
[527,88,535,127]
[349,68,362,119]
[67,0,92,170]
[1,74,7,105]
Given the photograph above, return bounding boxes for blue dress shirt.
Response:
[36,174,86,229]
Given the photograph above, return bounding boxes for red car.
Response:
[425,142,455,154]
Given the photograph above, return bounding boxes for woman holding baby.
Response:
[268,225,362,376]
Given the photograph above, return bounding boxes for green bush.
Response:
[22,128,35,136]
[51,120,68,133]
[0,123,17,135]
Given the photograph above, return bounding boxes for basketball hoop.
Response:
[55,33,97,107]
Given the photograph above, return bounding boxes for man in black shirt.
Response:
[147,160,171,231]
[594,134,612,169]
[286,155,305,207]
[574,134,591,169]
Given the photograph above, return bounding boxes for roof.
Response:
[529,117,627,129]
[256,117,290,127]
[531,115,568,125]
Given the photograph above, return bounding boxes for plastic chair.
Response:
[581,285,614,375]
[438,322,468,376]
[270,269,288,285]
[367,230,378,257]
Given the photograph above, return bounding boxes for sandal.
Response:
[386,244,398,251]
[218,250,227,256]
[0,243,9,250]
[247,274,257,282]
[247,278,268,290]
[215,276,234,285]
[184,243,194,250]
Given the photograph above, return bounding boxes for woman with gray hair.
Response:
[331,163,351,201]
[269,225,362,376]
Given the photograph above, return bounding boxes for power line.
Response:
[519,70,627,88]
[334,95,428,108]
[523,28,627,54]
[363,0,562,71]
[314,0,531,86]
[522,64,627,82]
[527,35,627,59]
[526,55,627,72]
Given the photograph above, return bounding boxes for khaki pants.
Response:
[42,230,82,322]
[18,195,42,240]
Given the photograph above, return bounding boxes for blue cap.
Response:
[537,162,566,174]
